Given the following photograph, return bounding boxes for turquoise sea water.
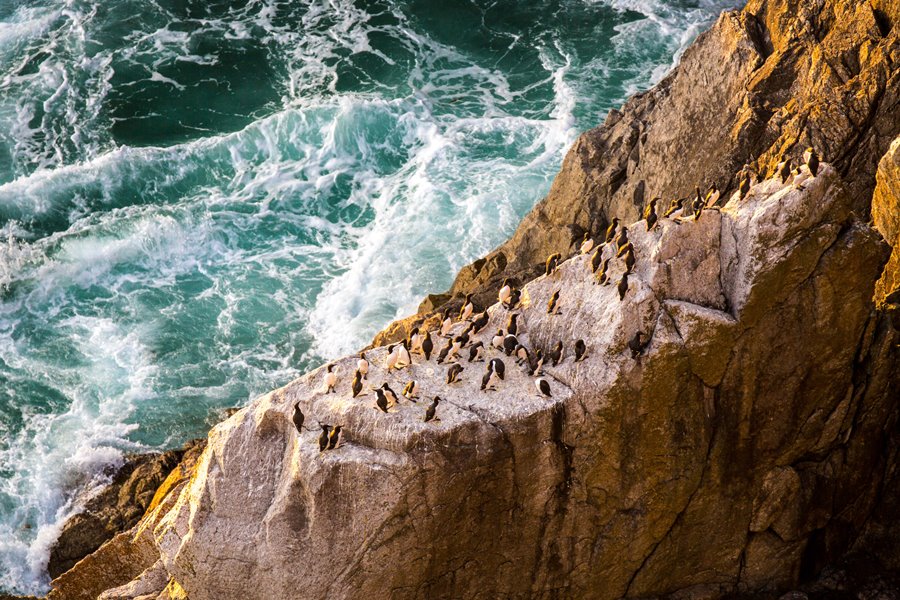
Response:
[0,0,736,593]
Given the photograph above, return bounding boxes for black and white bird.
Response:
[623,247,636,274]
[318,424,331,451]
[508,288,522,309]
[515,344,531,366]
[459,293,475,321]
[644,198,659,230]
[440,311,454,337]
[385,344,399,370]
[529,349,545,376]
[545,252,562,276]
[503,333,519,356]
[595,258,611,285]
[604,217,619,244]
[590,247,603,273]
[617,272,629,301]
[396,341,412,368]
[357,352,369,380]
[292,402,304,434]
[628,331,648,358]
[498,278,512,306]
[327,425,342,450]
[615,227,629,252]
[375,388,390,413]
[323,364,337,393]
[471,311,489,334]
[351,370,363,398]
[573,339,586,362]
[489,357,506,380]
[616,241,633,258]
[402,380,420,401]
[424,397,440,423]
[506,313,519,336]
[436,339,453,364]
[804,147,820,177]
[491,329,505,350]
[547,290,560,315]
[421,330,434,361]
[580,233,595,255]
[408,327,422,354]
[664,198,684,218]
[381,383,400,405]
[704,184,720,207]
[447,363,464,384]
[535,378,552,397]
[548,341,563,366]
[468,341,485,362]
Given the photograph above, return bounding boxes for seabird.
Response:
[424,397,440,423]
[535,378,552,397]
[805,147,820,176]
[644,198,659,230]
[292,402,304,434]
[447,363,464,384]
[590,247,603,273]
[616,241,633,258]
[547,290,560,315]
[318,424,331,451]
[408,326,422,354]
[628,331,648,358]
[508,288,522,309]
[327,425,342,450]
[381,383,399,405]
[615,227,629,251]
[573,339,586,362]
[385,344,399,370]
[375,389,390,413]
[664,198,685,218]
[545,252,562,276]
[402,380,420,401]
[422,330,434,361]
[506,313,519,336]
[323,364,337,393]
[529,349,544,376]
[396,340,412,368]
[595,258,611,285]
[468,341,485,362]
[739,175,751,200]
[436,339,452,363]
[623,247,636,274]
[471,311,489,334]
[778,156,793,184]
[498,278,512,306]
[489,357,506,380]
[358,352,369,380]
[351,370,363,398]
[480,368,497,391]
[704,184,720,207]
[580,233,595,255]
[691,187,704,220]
[459,293,474,321]
[491,329,505,350]
[503,334,518,356]
[604,218,619,243]
[446,337,463,362]
[548,341,563,366]
[515,344,531,366]
[440,311,454,337]
[617,272,629,301]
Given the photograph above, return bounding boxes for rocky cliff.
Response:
[45,158,897,599]
[40,0,900,598]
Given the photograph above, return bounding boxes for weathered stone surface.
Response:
[874,136,900,306]
[374,0,900,347]
[57,162,894,599]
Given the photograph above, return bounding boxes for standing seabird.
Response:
[535,378,552,397]
[644,198,659,230]
[545,252,562,276]
[548,341,563,366]
[491,329,505,350]
[595,258,611,285]
[664,198,684,218]
[323,364,337,394]
[327,425,342,450]
[381,383,399,405]
[506,313,519,336]
[615,227,629,252]
[468,341,485,362]
[471,311,489,334]
[385,344,399,370]
[375,388,390,413]
[459,293,475,321]
[440,310,454,337]
[396,340,412,368]
[805,147,820,177]
[447,363,464,384]
[628,331,648,358]
[408,326,422,354]
[422,330,434,361]
[351,370,363,398]
[617,272,629,301]
[590,247,603,273]
[623,246,636,274]
[604,218,619,244]
[402,380,420,401]
[514,344,531,366]
[357,352,369,380]
[292,402,304,434]
[704,184,720,207]
[547,290,560,315]
[529,349,545,376]
[498,278,512,306]
[573,339,586,362]
[318,424,331,451]
[580,233,595,255]
[503,333,519,356]
[424,397,440,423]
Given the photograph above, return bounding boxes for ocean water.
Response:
[0,0,736,593]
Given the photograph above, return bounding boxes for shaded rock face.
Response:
[47,439,206,582]
[61,163,897,599]
[373,0,900,346]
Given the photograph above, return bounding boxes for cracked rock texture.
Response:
[47,161,896,599]
[373,0,900,344]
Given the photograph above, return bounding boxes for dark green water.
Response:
[0,0,735,592]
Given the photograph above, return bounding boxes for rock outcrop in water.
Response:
[46,160,895,599]
[44,0,900,598]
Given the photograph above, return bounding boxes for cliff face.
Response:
[374,0,900,344]
[41,1,900,598]
[47,159,896,599]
